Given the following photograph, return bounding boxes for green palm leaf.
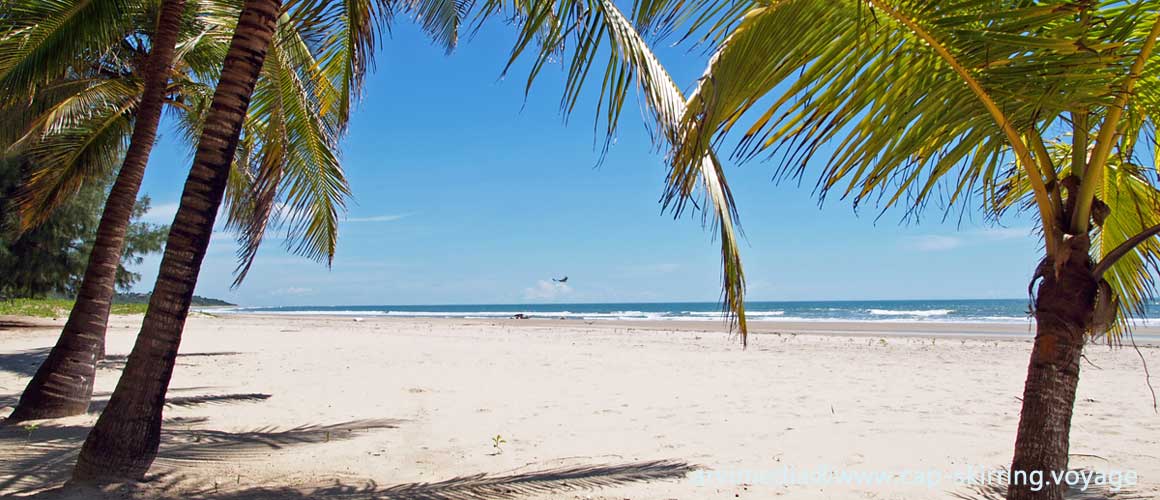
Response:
[0,0,139,101]
[481,0,749,339]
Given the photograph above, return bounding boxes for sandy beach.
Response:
[2,313,1158,499]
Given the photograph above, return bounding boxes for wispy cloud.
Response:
[979,226,1033,240]
[344,213,412,223]
[272,287,313,296]
[904,226,1033,252]
[523,280,573,301]
[906,235,962,252]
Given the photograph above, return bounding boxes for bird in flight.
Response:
[553,276,569,283]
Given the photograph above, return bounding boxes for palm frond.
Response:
[3,78,141,151]
[675,1,1122,232]
[11,83,139,229]
[0,0,139,101]
[1071,11,1160,233]
[223,7,353,286]
[479,0,749,339]
[402,0,472,53]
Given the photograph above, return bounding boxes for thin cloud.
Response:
[978,226,1033,240]
[906,235,962,252]
[344,213,413,223]
[273,287,313,296]
[904,227,1032,252]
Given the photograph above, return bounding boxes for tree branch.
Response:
[1093,221,1160,279]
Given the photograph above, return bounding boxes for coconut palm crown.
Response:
[494,1,1158,499]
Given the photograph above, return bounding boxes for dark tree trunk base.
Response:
[1007,238,1095,500]
[5,316,105,423]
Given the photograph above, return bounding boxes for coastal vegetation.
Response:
[0,299,148,318]
[2,0,355,423]
[0,161,167,300]
[0,295,234,318]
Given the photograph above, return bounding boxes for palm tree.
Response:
[1,0,189,422]
[69,0,469,482]
[71,0,287,478]
[536,1,1157,499]
[1,0,360,423]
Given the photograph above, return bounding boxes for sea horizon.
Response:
[211,298,1160,325]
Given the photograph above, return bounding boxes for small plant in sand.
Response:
[21,423,39,441]
[491,434,506,454]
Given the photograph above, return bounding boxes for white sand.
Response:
[2,313,1158,499]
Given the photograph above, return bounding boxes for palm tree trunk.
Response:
[1007,242,1096,500]
[70,0,282,482]
[4,0,187,424]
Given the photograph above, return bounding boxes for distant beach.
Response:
[213,299,1160,341]
[224,299,1040,322]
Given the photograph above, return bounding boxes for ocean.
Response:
[214,298,1159,324]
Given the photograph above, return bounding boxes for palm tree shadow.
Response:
[86,393,272,414]
[949,469,1150,500]
[1,387,258,419]
[0,319,46,330]
[40,459,697,499]
[0,347,51,378]
[0,409,402,496]
[97,351,243,371]
[0,350,243,379]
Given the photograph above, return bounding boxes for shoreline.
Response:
[219,312,1160,344]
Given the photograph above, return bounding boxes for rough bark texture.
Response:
[5,0,188,424]
[1007,236,1096,500]
[71,0,282,482]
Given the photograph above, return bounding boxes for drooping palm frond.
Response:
[479,0,749,339]
[219,2,357,286]
[675,1,1140,232]
[0,0,139,102]
[8,78,140,229]
[630,0,752,47]
[218,0,482,285]
[0,0,220,229]
[400,0,473,53]
[646,0,1160,340]
[278,0,382,119]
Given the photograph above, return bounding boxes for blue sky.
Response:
[128,17,1042,306]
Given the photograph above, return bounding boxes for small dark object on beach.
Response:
[512,313,528,320]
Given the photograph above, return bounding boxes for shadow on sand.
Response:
[0,319,47,330]
[0,417,405,495]
[950,470,1152,499]
[1,388,266,419]
[0,350,243,379]
[0,347,52,378]
[97,352,243,372]
[86,392,272,414]
[2,410,694,500]
[28,460,697,500]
